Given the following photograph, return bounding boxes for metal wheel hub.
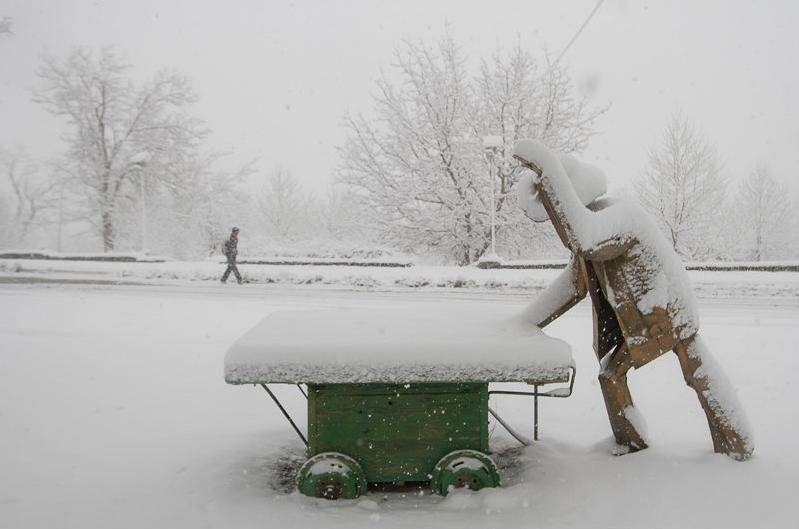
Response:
[315,478,345,500]
[297,452,367,500]
[430,449,500,496]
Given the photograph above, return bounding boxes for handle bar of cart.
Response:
[488,365,576,442]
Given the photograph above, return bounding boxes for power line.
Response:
[553,0,606,66]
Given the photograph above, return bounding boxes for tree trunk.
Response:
[754,228,762,261]
[474,237,492,261]
[102,209,115,252]
[459,246,470,266]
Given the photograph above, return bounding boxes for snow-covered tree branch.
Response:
[144,151,253,259]
[0,16,12,37]
[634,113,727,260]
[0,147,58,246]
[338,36,604,264]
[256,166,316,243]
[731,164,794,261]
[33,47,205,251]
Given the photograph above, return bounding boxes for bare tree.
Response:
[257,166,314,242]
[318,183,365,241]
[634,113,727,259]
[471,44,600,261]
[33,47,203,251]
[0,16,12,37]
[160,153,252,258]
[338,36,604,264]
[732,164,793,261]
[0,147,57,246]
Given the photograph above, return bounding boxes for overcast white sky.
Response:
[1,0,797,194]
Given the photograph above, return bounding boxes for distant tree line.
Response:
[1,37,797,263]
[634,113,798,262]
[0,47,358,259]
[336,35,798,263]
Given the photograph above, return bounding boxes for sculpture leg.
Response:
[673,334,753,461]
[598,344,648,452]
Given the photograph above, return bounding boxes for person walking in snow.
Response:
[221,227,243,284]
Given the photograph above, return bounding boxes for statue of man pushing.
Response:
[513,139,753,461]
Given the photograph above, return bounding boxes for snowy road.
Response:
[0,282,797,529]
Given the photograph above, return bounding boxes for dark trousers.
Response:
[221,259,242,283]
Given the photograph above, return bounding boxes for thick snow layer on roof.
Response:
[224,307,573,384]
[513,139,700,336]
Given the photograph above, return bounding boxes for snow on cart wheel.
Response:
[430,449,500,495]
[296,452,367,500]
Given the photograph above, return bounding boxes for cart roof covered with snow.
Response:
[224,307,573,384]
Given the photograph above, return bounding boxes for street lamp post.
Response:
[140,171,146,252]
[131,158,148,253]
[56,182,65,252]
[477,136,503,268]
[486,148,497,256]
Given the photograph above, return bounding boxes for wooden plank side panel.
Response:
[308,383,488,483]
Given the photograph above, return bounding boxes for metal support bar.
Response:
[488,406,532,446]
[488,366,577,399]
[259,383,308,447]
[488,366,576,444]
[534,384,539,441]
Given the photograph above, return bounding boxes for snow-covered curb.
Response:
[0,250,168,262]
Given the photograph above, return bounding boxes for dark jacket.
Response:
[223,236,238,262]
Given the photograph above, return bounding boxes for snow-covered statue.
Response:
[513,139,753,461]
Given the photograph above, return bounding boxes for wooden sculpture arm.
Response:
[521,257,587,329]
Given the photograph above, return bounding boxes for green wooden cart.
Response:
[225,306,575,499]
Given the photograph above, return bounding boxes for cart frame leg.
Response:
[488,366,576,444]
[533,384,539,441]
[259,383,308,447]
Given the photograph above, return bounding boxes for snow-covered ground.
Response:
[3,257,799,302]
[1,281,797,528]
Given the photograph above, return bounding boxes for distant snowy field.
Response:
[1,282,797,529]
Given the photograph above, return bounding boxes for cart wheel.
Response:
[296,452,367,500]
[430,449,500,496]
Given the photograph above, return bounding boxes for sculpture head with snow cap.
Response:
[513,139,614,257]
[514,139,608,224]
